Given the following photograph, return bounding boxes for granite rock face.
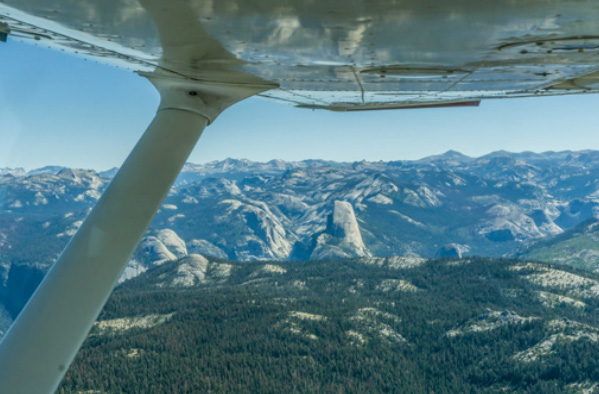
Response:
[2,150,599,279]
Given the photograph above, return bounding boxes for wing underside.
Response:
[2,0,599,110]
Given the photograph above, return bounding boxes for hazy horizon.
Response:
[4,41,599,172]
[3,148,599,173]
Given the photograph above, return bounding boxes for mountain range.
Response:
[2,150,598,274]
[3,150,599,390]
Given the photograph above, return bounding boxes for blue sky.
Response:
[2,39,599,171]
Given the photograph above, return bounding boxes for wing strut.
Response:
[0,71,272,394]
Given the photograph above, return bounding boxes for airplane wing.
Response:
[2,1,599,393]
[2,0,599,110]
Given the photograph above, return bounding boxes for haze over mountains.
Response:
[3,149,599,387]
[2,149,598,273]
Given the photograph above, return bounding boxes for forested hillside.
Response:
[57,256,599,393]
[515,217,599,273]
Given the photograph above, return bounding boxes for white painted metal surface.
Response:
[3,0,599,109]
[0,2,276,392]
[0,108,208,394]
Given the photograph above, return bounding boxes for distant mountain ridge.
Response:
[2,149,599,279]
[3,149,599,341]
[12,148,599,180]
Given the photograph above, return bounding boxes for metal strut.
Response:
[0,72,272,394]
